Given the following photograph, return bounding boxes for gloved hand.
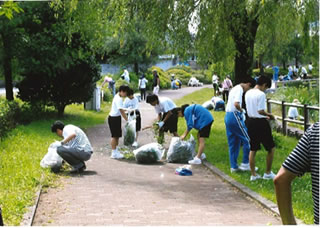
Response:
[157,121,164,128]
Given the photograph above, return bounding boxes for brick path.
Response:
[33,86,280,225]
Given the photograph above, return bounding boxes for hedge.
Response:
[0,99,20,139]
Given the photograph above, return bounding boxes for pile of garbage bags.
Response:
[133,143,164,164]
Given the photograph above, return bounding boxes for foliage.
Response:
[175,88,313,224]
[0,99,20,139]
[0,103,108,225]
[145,66,171,90]
[166,68,191,84]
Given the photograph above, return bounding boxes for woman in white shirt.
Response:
[288,99,300,120]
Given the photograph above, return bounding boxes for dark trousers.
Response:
[57,146,92,169]
[222,90,229,102]
[140,88,146,101]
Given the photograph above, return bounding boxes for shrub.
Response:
[103,89,113,102]
[166,68,191,84]
[145,66,171,90]
[0,99,20,139]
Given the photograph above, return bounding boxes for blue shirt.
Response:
[184,104,214,131]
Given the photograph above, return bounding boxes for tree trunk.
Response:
[57,105,66,117]
[282,61,286,70]
[259,54,264,75]
[134,62,139,75]
[1,33,14,101]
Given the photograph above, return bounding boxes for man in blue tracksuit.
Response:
[177,104,214,165]
[224,77,256,173]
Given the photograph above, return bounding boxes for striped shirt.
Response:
[63,125,93,153]
[282,122,319,224]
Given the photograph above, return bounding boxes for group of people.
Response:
[273,63,313,81]
[50,74,318,225]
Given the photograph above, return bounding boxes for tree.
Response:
[0,1,23,101]
[100,0,318,84]
[15,2,101,116]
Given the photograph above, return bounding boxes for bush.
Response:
[103,89,113,102]
[166,68,191,84]
[145,66,171,90]
[0,99,20,139]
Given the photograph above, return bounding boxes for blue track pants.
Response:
[224,111,250,169]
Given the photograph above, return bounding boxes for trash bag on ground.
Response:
[202,100,214,110]
[133,143,164,164]
[167,135,196,163]
[124,112,136,146]
[40,142,63,171]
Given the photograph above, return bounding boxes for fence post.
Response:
[304,104,309,132]
[281,101,287,136]
[267,99,272,113]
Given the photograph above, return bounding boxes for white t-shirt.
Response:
[122,70,130,82]
[301,67,307,74]
[226,85,243,112]
[212,75,219,84]
[63,125,93,153]
[288,107,299,119]
[308,64,313,71]
[123,97,139,110]
[211,96,223,104]
[245,88,267,118]
[154,97,176,114]
[109,93,124,117]
[138,78,148,89]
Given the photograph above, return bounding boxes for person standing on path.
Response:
[108,85,129,159]
[152,69,160,95]
[123,88,141,147]
[146,94,179,139]
[212,73,219,96]
[222,75,233,102]
[177,104,214,165]
[272,65,279,82]
[245,76,276,181]
[274,122,319,225]
[138,74,148,101]
[51,121,93,173]
[224,77,256,173]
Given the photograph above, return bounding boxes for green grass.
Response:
[0,103,109,225]
[175,88,314,224]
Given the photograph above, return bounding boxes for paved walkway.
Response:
[33,86,280,225]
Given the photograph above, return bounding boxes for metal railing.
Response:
[267,99,320,136]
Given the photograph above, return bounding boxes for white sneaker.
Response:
[110,151,124,159]
[132,141,139,148]
[200,153,206,160]
[263,171,276,180]
[188,157,202,165]
[230,168,240,173]
[250,174,262,181]
[239,163,259,172]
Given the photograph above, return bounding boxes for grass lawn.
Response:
[175,88,314,224]
[0,103,109,225]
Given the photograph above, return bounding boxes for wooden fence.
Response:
[275,78,319,89]
[267,99,320,136]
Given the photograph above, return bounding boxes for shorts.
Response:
[161,109,178,133]
[247,118,275,151]
[199,121,213,138]
[108,115,122,138]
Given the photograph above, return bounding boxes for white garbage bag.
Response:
[133,143,165,164]
[167,135,196,163]
[40,142,63,169]
[123,111,136,146]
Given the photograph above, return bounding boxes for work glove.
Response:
[157,121,164,128]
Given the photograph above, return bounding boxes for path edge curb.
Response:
[202,160,304,225]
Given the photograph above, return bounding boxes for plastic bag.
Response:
[167,135,196,163]
[124,112,136,146]
[40,142,63,169]
[202,100,214,110]
[133,143,164,164]
[175,165,193,176]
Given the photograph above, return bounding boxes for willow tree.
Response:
[100,0,318,84]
